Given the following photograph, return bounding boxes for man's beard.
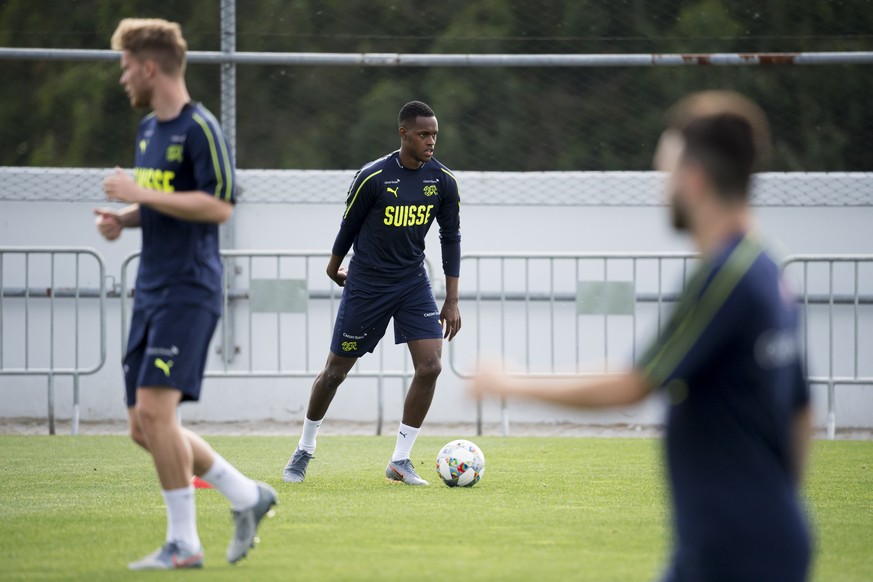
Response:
[130,87,152,109]
[670,191,690,232]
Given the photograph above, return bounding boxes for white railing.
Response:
[0,247,107,434]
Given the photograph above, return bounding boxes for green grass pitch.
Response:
[0,435,870,581]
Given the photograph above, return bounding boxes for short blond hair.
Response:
[111,18,187,76]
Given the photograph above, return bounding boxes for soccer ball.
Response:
[435,439,485,487]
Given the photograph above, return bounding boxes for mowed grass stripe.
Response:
[0,436,869,581]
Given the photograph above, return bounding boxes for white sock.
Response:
[391,423,421,462]
[200,453,259,511]
[298,417,322,454]
[162,486,200,552]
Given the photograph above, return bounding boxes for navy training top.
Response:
[331,151,461,281]
[131,102,235,316]
[638,233,811,581]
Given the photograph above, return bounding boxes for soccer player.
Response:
[282,101,462,486]
[93,18,276,570]
[471,92,812,581]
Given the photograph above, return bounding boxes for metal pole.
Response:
[48,374,55,435]
[24,254,29,370]
[376,374,384,436]
[500,259,509,437]
[828,262,835,439]
[222,256,230,373]
[73,254,80,436]
[219,0,238,365]
[4,48,873,67]
[602,259,608,373]
[631,258,638,361]
[803,263,809,380]
[220,0,237,156]
[49,254,55,435]
[247,256,253,372]
[1,252,5,369]
[523,259,529,374]
[276,256,281,372]
[304,257,310,370]
[475,258,483,436]
[549,258,555,372]
[575,258,580,373]
[72,374,80,436]
[854,261,859,380]
[656,258,663,334]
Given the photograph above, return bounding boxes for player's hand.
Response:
[330,266,348,287]
[103,167,142,203]
[93,208,123,241]
[440,299,461,341]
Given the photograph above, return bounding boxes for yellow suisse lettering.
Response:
[162,171,175,192]
[383,204,437,227]
[133,168,175,192]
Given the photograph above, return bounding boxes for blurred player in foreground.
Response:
[94,18,276,570]
[283,101,461,486]
[471,91,812,582]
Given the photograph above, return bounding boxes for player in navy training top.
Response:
[471,92,812,582]
[94,18,275,570]
[283,101,462,486]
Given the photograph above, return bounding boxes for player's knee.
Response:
[135,401,169,434]
[322,364,349,389]
[127,414,150,449]
[414,356,442,382]
[129,425,149,450]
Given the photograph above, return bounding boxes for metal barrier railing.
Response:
[451,251,873,438]
[783,255,873,439]
[2,247,868,438]
[449,251,698,435]
[121,250,437,435]
[0,247,107,434]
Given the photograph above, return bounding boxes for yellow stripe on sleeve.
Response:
[192,112,232,201]
[440,167,461,207]
[343,169,383,219]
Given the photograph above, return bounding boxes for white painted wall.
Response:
[1,171,872,431]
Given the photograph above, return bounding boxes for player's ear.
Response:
[682,160,710,203]
[398,125,407,139]
[653,130,683,173]
[142,58,158,78]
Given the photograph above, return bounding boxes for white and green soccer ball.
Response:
[435,439,485,487]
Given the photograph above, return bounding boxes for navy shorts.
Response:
[123,304,219,407]
[330,267,443,358]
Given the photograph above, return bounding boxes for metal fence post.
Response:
[47,373,55,435]
[72,373,80,436]
[219,0,238,364]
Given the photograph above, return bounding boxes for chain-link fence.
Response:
[1,0,872,205]
[3,167,871,207]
